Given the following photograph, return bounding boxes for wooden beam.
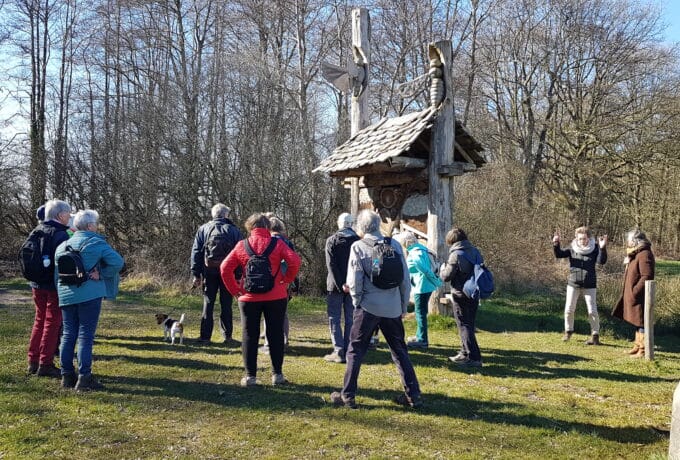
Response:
[349,8,370,216]
[454,140,477,166]
[389,156,428,168]
[427,40,454,316]
[361,171,426,187]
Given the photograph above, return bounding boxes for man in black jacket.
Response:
[323,213,360,363]
[191,204,243,344]
[25,199,71,377]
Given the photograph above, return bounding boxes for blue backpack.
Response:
[455,249,494,300]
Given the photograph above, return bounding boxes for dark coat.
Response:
[439,240,479,300]
[190,218,243,277]
[325,228,360,292]
[612,246,655,328]
[31,220,70,291]
[553,243,607,288]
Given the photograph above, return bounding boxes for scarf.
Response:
[571,237,595,255]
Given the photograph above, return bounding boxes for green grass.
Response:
[1,278,679,459]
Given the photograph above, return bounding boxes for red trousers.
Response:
[27,288,62,365]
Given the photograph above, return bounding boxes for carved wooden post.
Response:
[427,41,454,315]
[350,8,370,216]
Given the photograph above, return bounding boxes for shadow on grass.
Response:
[94,353,240,372]
[92,375,661,445]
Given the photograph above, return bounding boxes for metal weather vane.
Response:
[321,45,368,98]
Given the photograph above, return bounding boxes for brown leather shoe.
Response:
[585,334,600,345]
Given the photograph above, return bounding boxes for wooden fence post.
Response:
[644,280,656,361]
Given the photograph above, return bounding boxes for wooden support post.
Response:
[644,280,656,361]
[426,40,454,315]
[349,8,370,216]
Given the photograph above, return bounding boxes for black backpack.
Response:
[361,237,404,289]
[18,224,56,284]
[204,222,235,269]
[243,239,279,293]
[57,239,95,286]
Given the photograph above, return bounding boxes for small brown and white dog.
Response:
[155,313,185,345]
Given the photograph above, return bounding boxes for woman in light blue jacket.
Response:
[55,210,124,391]
[395,231,442,348]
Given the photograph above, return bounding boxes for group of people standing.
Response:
[24,199,655,404]
[23,200,124,391]
[553,226,656,356]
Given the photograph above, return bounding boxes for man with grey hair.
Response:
[330,210,422,409]
[323,212,360,363]
[21,199,72,377]
[191,203,243,345]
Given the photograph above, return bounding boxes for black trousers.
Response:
[239,298,288,377]
[451,294,481,361]
[342,307,421,401]
[200,271,233,341]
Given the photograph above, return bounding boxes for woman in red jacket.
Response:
[221,213,301,387]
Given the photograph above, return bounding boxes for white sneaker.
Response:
[240,376,258,387]
[272,373,288,385]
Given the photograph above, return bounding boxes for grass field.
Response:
[1,269,679,459]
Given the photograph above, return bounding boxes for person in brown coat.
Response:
[612,229,655,358]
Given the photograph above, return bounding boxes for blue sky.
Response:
[662,0,680,43]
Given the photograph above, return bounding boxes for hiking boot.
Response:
[330,391,357,409]
[323,350,346,363]
[585,333,601,345]
[272,373,288,385]
[240,376,258,387]
[448,352,468,363]
[27,361,39,375]
[61,372,77,389]
[450,356,483,368]
[394,393,423,408]
[406,339,428,349]
[36,364,61,378]
[74,373,104,391]
[562,331,573,342]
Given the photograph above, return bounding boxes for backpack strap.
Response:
[69,237,98,271]
[244,238,277,257]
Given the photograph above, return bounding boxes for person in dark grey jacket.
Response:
[439,226,485,368]
[553,226,607,345]
[329,210,422,409]
[323,213,360,363]
[190,204,243,344]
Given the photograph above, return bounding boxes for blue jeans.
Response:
[451,294,481,361]
[60,298,102,376]
[413,292,431,343]
[201,271,233,341]
[342,307,420,401]
[326,291,354,352]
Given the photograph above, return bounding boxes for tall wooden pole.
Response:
[427,41,454,315]
[644,280,656,360]
[349,8,370,216]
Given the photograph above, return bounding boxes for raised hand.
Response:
[552,230,561,245]
[598,234,608,248]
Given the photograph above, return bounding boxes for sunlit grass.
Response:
[1,277,678,459]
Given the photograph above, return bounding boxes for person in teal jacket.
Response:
[54,210,124,391]
[395,231,442,348]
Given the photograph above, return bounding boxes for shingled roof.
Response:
[314,107,485,177]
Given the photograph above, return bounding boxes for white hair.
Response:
[211,203,231,219]
[394,231,417,248]
[355,210,381,236]
[45,199,71,221]
[73,210,99,230]
[337,212,353,230]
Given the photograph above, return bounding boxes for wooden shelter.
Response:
[313,108,485,221]
[316,34,486,314]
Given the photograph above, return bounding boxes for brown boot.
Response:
[36,363,61,378]
[625,331,641,355]
[632,333,645,358]
[586,333,600,345]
